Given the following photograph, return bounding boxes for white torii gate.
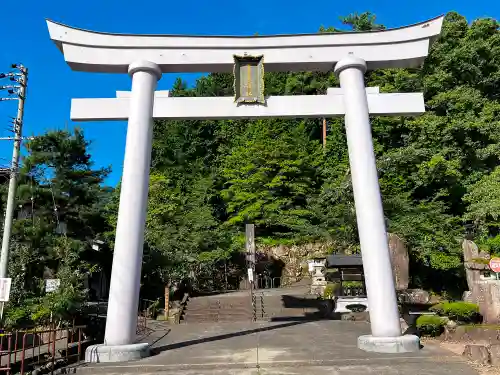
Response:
[47,16,444,362]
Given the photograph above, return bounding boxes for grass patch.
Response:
[460,324,500,330]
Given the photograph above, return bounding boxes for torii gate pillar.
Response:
[335,56,415,351]
[103,61,161,348]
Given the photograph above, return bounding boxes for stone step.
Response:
[183,315,252,321]
[182,292,322,324]
[186,302,251,309]
[184,307,252,314]
[182,315,253,323]
[185,310,252,315]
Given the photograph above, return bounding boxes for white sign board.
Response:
[45,279,60,293]
[247,268,254,282]
[0,278,12,302]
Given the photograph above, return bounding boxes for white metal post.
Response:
[104,61,161,346]
[334,56,401,338]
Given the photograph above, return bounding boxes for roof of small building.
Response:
[326,254,363,268]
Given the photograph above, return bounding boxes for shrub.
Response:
[342,281,363,288]
[323,283,339,299]
[430,301,480,323]
[429,302,445,315]
[416,315,446,337]
[4,304,34,329]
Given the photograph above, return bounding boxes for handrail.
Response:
[176,293,190,324]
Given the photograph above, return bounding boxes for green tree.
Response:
[5,129,112,326]
[219,120,319,242]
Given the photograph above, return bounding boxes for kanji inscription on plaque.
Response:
[233,54,264,104]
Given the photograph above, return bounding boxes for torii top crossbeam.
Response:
[46,16,443,73]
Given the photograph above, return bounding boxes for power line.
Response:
[0,63,28,279]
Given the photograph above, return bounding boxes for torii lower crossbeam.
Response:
[71,88,424,121]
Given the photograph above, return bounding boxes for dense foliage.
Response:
[2,130,112,327]
[139,12,500,296]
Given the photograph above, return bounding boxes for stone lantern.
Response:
[309,258,327,295]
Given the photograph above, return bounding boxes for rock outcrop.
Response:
[258,242,332,285]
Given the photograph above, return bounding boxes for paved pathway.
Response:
[72,320,480,374]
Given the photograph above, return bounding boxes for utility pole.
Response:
[0,64,28,279]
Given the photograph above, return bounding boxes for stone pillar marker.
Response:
[86,61,162,363]
[334,56,419,353]
[388,233,410,291]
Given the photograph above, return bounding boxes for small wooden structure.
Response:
[326,254,366,297]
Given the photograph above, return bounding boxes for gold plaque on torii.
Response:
[233,54,265,104]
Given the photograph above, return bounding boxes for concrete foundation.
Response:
[85,343,150,363]
[357,334,420,353]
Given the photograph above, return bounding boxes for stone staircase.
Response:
[182,285,325,323]
[182,293,253,323]
[255,292,323,321]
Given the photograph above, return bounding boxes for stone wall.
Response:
[257,242,333,285]
[257,233,410,288]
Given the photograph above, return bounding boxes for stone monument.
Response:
[462,239,500,324]
[388,233,410,291]
[463,239,488,302]
[387,233,431,304]
[309,258,327,295]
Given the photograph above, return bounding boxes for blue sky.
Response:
[0,0,498,186]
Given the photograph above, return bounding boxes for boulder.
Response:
[397,289,430,304]
[463,239,480,262]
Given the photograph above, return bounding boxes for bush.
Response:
[342,281,363,288]
[429,302,445,315]
[416,315,446,337]
[323,283,339,299]
[430,301,480,323]
[4,304,33,329]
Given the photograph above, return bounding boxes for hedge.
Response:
[416,315,446,337]
[430,301,480,323]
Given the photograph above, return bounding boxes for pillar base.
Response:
[357,334,420,353]
[85,343,150,363]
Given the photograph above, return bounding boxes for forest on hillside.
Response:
[3,11,500,325]
[140,11,500,297]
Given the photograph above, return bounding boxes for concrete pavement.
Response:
[68,320,479,374]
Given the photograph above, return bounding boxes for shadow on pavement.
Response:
[150,320,310,355]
